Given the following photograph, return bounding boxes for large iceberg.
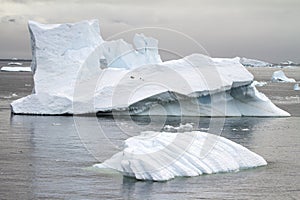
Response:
[11,20,290,116]
[93,130,267,181]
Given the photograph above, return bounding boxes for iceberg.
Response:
[280,60,299,66]
[294,83,300,91]
[93,130,267,181]
[240,57,272,67]
[1,66,31,72]
[271,70,296,83]
[11,20,290,117]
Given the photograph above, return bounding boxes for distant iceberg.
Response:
[294,83,300,91]
[10,20,290,116]
[280,60,299,66]
[271,70,296,83]
[1,66,31,72]
[94,130,267,181]
[239,57,272,67]
[252,80,267,87]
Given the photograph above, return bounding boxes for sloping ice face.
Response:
[11,20,290,117]
[93,130,267,181]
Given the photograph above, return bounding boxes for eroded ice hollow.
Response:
[11,20,290,116]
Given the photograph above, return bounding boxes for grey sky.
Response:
[0,0,299,63]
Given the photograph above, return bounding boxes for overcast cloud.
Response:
[0,0,299,63]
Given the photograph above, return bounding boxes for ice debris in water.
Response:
[163,123,194,132]
[252,80,267,87]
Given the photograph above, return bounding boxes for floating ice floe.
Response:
[271,70,296,83]
[1,67,31,72]
[280,60,299,66]
[93,131,267,181]
[7,62,23,66]
[11,20,290,116]
[163,123,194,132]
[239,57,272,67]
[294,84,300,91]
[252,80,267,87]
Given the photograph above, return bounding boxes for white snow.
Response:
[294,83,300,91]
[271,70,296,83]
[1,66,31,72]
[240,57,272,67]
[94,131,267,181]
[11,20,290,117]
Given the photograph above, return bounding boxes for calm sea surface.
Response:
[0,63,299,199]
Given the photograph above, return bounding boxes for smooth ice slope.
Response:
[271,70,296,82]
[94,131,267,181]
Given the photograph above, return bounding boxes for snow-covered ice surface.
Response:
[240,57,272,67]
[271,70,296,83]
[1,67,31,72]
[11,20,290,116]
[93,131,267,181]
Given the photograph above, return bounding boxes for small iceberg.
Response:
[94,131,267,181]
[271,70,296,83]
[1,66,31,72]
[240,57,272,67]
[294,83,300,91]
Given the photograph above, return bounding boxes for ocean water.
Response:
[0,65,299,199]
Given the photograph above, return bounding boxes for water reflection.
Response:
[7,114,299,199]
[9,114,269,162]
